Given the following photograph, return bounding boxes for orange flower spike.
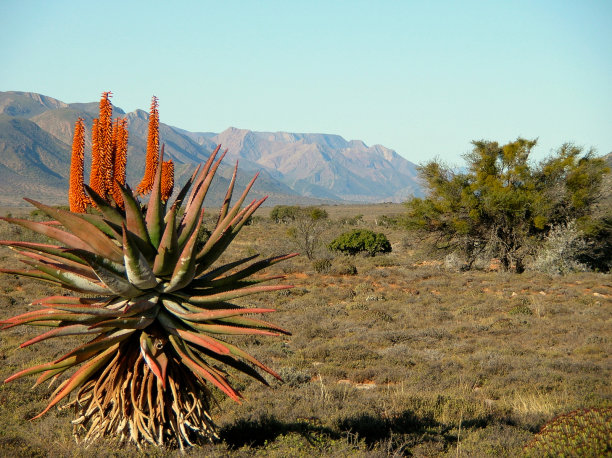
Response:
[68,118,88,213]
[89,118,102,197]
[98,92,114,197]
[161,159,175,202]
[137,96,160,195]
[111,118,129,208]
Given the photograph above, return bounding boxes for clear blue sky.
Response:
[1,0,610,164]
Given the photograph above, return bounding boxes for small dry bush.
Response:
[529,221,590,275]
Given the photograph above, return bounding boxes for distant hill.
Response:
[0,91,424,207]
[0,115,70,205]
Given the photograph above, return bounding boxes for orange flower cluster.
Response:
[89,92,114,198]
[161,159,175,201]
[68,118,88,212]
[111,118,129,207]
[136,96,160,195]
[69,92,172,212]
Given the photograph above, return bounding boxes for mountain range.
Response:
[0,91,422,207]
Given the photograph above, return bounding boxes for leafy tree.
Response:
[404,138,609,272]
[328,229,392,256]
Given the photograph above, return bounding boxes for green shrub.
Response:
[328,229,392,256]
[524,408,612,457]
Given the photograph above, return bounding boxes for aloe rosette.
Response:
[0,143,296,449]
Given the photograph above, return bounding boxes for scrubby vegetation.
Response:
[271,205,330,260]
[1,202,610,456]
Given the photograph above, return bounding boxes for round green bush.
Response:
[328,229,392,256]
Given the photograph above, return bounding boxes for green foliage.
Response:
[524,408,612,457]
[270,205,302,223]
[328,229,392,256]
[271,205,329,224]
[404,139,610,272]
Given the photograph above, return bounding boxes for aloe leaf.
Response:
[39,303,124,317]
[33,366,70,388]
[178,148,227,247]
[71,211,121,240]
[17,251,98,280]
[203,253,298,286]
[122,224,158,289]
[89,314,155,330]
[160,297,190,315]
[22,320,66,327]
[183,342,243,400]
[217,161,238,224]
[123,293,159,315]
[195,200,251,266]
[195,197,268,270]
[54,328,134,364]
[140,332,168,389]
[20,259,109,294]
[5,356,81,384]
[194,253,259,282]
[146,144,165,248]
[157,311,230,355]
[173,163,200,208]
[182,321,280,336]
[194,347,270,387]
[184,145,221,215]
[168,334,241,402]
[164,306,276,323]
[84,185,125,226]
[32,296,106,306]
[0,267,64,286]
[117,183,154,255]
[31,342,119,420]
[182,284,293,305]
[217,316,291,334]
[0,241,88,265]
[1,309,98,328]
[216,171,260,232]
[67,249,140,297]
[4,332,120,383]
[23,199,124,263]
[222,340,282,380]
[153,202,179,276]
[163,209,203,293]
[20,324,102,348]
[0,217,104,256]
[189,276,286,294]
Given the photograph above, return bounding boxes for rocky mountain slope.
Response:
[0,91,423,206]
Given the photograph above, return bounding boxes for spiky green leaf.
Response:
[23,199,124,263]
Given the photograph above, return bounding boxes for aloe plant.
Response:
[0,94,295,449]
